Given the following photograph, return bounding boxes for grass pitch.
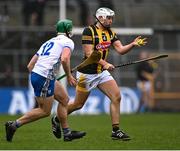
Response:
[0,113,180,150]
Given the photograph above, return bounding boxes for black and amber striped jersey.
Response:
[78,25,119,74]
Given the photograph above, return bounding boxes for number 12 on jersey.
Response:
[41,42,54,56]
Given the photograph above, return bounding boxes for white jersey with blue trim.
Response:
[32,34,74,78]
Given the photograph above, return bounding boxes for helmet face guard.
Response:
[95,7,115,28]
[56,19,73,37]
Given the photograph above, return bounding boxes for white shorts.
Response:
[137,80,151,92]
[76,70,114,92]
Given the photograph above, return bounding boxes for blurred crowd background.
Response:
[0,0,180,111]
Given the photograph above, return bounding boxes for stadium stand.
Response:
[0,0,180,111]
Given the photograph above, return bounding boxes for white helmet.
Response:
[95,7,115,19]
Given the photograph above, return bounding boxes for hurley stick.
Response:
[57,51,102,80]
[115,54,168,68]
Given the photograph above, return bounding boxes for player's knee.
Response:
[55,95,69,106]
[41,109,51,117]
[112,93,121,104]
[44,111,51,117]
[61,97,69,106]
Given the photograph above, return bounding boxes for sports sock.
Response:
[63,128,71,135]
[11,120,21,129]
[112,124,119,132]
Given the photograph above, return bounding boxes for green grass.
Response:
[0,113,180,150]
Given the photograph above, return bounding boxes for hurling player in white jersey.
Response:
[5,19,86,142]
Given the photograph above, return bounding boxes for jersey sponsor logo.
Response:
[96,41,111,50]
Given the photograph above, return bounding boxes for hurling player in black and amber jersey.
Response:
[79,23,118,74]
[52,7,147,141]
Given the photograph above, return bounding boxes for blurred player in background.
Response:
[52,7,147,140]
[136,51,157,112]
[5,19,85,142]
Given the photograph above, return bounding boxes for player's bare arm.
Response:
[27,54,38,72]
[82,43,114,70]
[82,44,93,57]
[61,47,77,86]
[113,36,147,55]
